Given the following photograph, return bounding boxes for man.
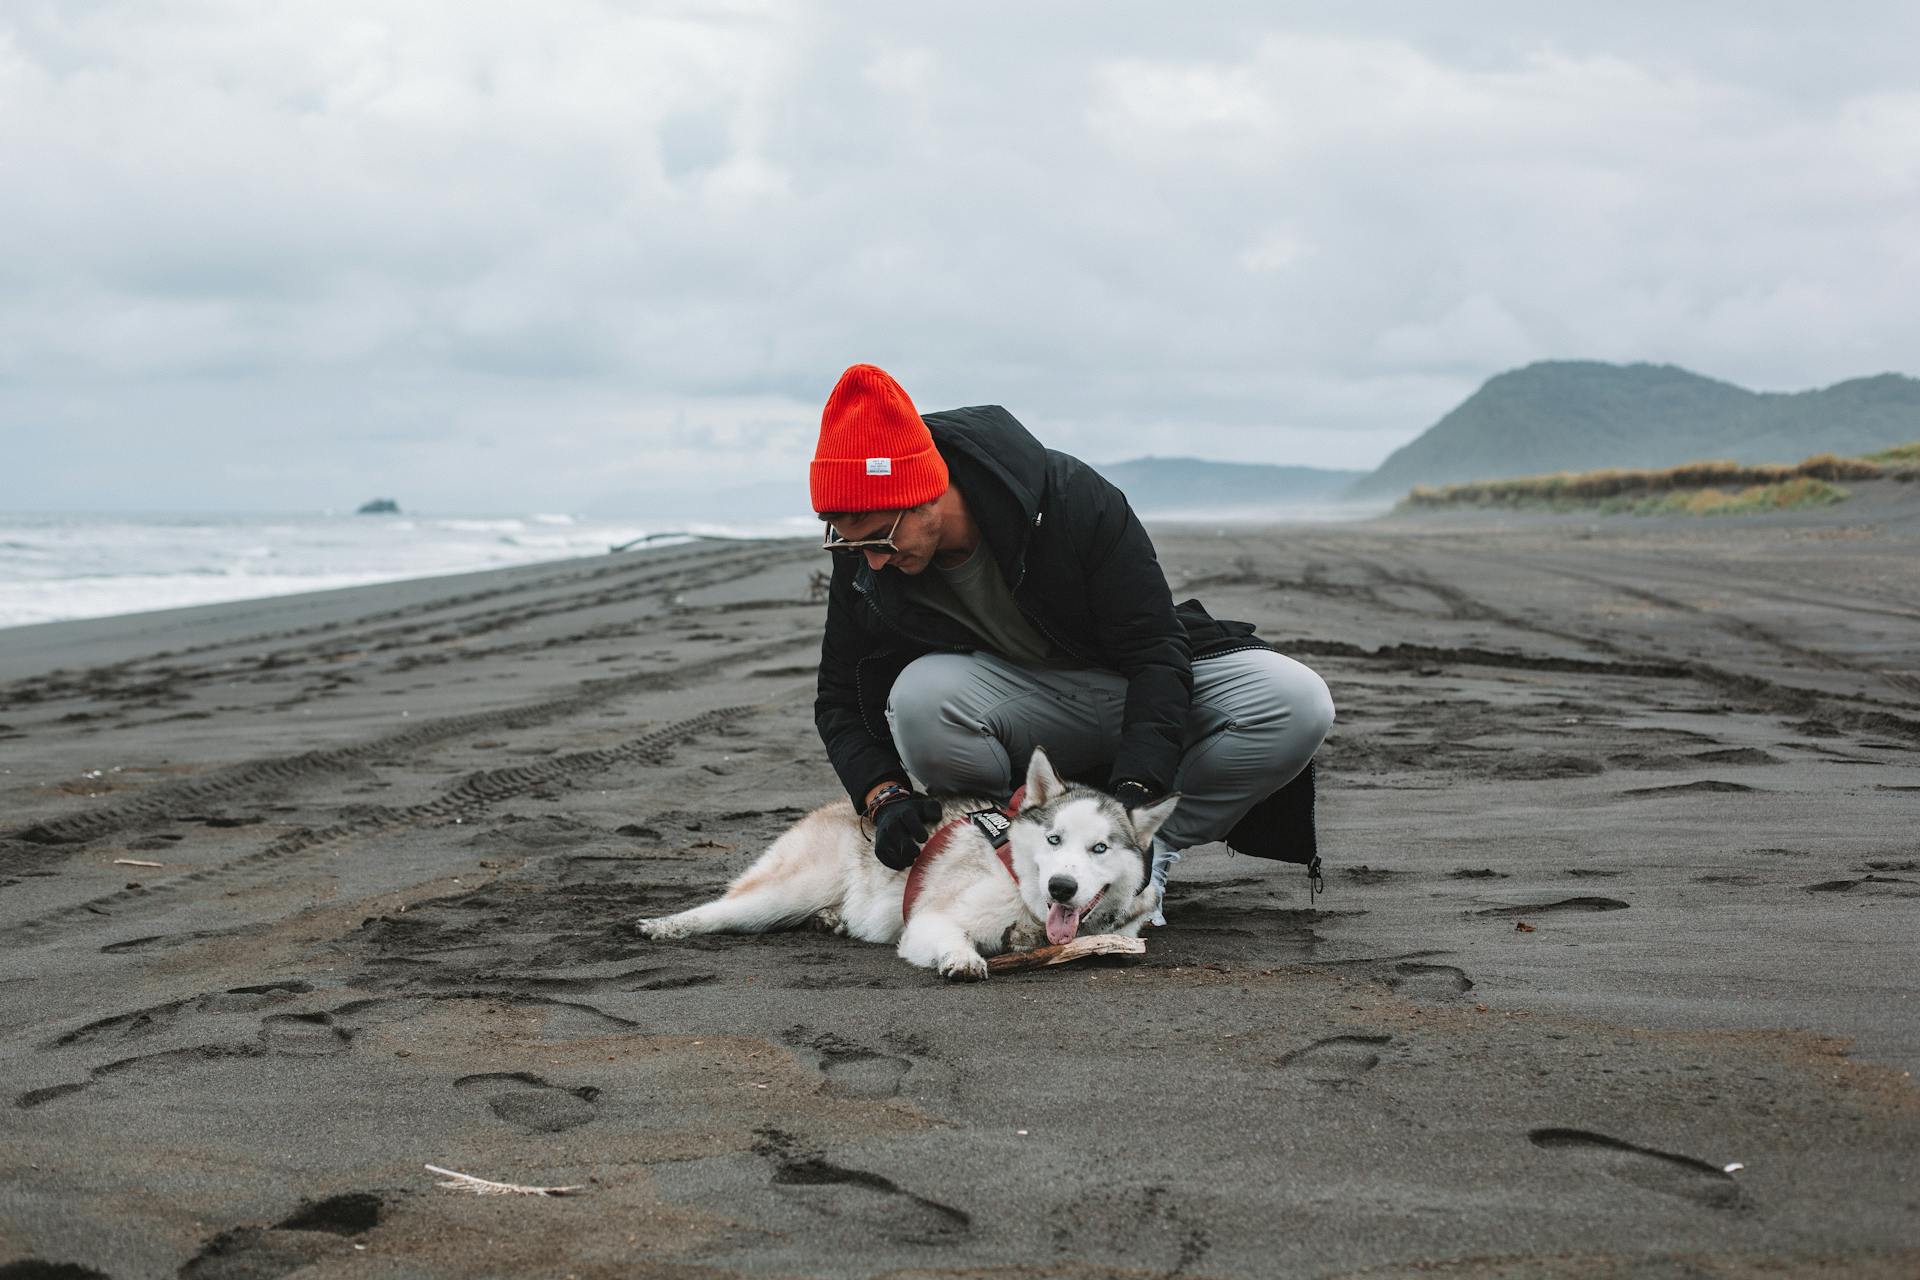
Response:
[810,363,1334,913]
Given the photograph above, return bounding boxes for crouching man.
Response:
[809,363,1334,913]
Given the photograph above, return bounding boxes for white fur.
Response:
[635,748,1178,981]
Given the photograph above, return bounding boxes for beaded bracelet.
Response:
[863,783,913,820]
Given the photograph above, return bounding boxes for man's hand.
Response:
[872,792,945,870]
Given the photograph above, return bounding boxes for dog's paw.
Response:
[635,916,686,940]
[807,908,848,936]
[938,951,989,982]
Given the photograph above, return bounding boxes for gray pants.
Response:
[883,648,1334,855]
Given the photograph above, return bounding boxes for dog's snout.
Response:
[1047,874,1078,903]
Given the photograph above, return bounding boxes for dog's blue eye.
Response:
[1091,842,1107,855]
[1046,833,1061,845]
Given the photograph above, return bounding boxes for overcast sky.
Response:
[5,1,1917,513]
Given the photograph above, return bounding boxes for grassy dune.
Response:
[1399,443,1920,516]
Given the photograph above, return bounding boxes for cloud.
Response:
[2,1,1916,510]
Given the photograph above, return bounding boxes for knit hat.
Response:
[810,364,949,514]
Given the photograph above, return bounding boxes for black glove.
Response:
[1110,779,1163,812]
[872,793,945,870]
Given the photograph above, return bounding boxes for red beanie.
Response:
[810,364,949,513]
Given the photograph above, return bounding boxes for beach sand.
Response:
[2,493,1917,1278]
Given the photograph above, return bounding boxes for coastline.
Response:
[0,536,787,684]
[2,512,1917,1276]
[0,510,813,632]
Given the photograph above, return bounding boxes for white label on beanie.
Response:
[865,457,893,476]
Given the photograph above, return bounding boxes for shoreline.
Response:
[2,506,1917,1276]
[20,478,1900,642]
[0,535,803,683]
[0,511,814,634]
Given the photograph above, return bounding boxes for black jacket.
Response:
[814,404,1268,810]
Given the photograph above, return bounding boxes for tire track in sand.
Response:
[2,634,810,858]
[0,541,807,713]
[1,703,759,948]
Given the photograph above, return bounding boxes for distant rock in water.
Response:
[1350,361,1920,496]
[357,498,401,515]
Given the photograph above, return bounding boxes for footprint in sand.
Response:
[19,1042,269,1110]
[200,980,315,1014]
[99,928,233,954]
[1313,953,1473,1002]
[615,965,721,992]
[1530,1128,1747,1211]
[463,815,598,852]
[1801,875,1918,895]
[1045,1184,1212,1275]
[1689,747,1780,765]
[1620,779,1757,797]
[276,1191,387,1234]
[1388,961,1474,1000]
[754,1127,969,1245]
[818,1050,913,1099]
[782,1027,914,1099]
[175,1192,389,1279]
[44,983,321,1051]
[16,1081,93,1109]
[258,1011,353,1056]
[1274,1034,1393,1085]
[1475,897,1629,917]
[453,1071,601,1132]
[45,999,195,1048]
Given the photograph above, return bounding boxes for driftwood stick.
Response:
[986,934,1146,973]
[425,1164,585,1196]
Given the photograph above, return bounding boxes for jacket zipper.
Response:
[851,655,889,742]
[1008,508,1040,594]
[1197,639,1271,661]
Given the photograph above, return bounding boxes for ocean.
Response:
[0,511,809,631]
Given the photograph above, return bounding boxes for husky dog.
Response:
[635,748,1179,981]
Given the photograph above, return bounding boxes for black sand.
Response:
[2,495,1917,1278]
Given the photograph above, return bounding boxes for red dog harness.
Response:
[900,787,1026,922]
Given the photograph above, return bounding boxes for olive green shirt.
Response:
[905,543,1081,669]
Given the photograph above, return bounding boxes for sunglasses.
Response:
[821,509,906,555]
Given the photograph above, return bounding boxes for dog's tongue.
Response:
[1046,902,1082,945]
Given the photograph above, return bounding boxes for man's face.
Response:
[828,504,940,575]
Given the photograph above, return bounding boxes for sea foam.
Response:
[0,512,798,629]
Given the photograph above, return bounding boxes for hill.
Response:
[1093,457,1370,515]
[1351,362,1920,497]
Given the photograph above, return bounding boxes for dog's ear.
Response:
[1127,792,1181,848]
[1023,746,1066,807]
